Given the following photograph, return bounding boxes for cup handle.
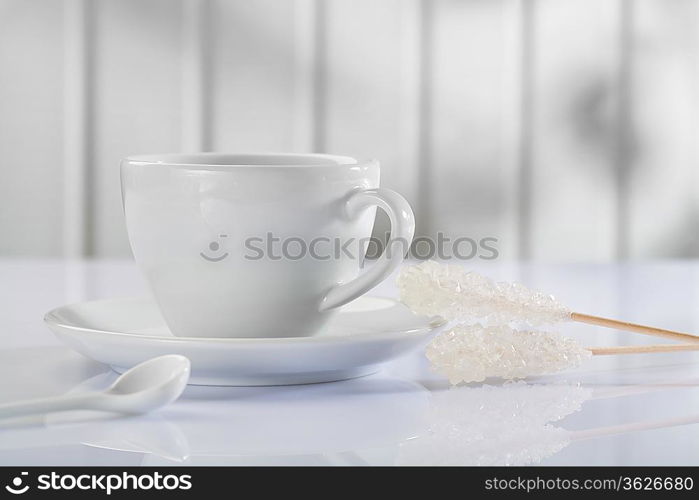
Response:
[319,188,415,312]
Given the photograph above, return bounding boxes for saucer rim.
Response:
[44,296,447,345]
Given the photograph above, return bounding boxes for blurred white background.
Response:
[0,0,697,261]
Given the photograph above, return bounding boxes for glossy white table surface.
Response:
[1,259,698,466]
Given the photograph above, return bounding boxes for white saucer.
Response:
[44,296,444,386]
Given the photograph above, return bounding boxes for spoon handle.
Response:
[0,393,95,419]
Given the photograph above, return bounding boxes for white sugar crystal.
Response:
[398,260,571,327]
[426,324,592,384]
[397,382,591,465]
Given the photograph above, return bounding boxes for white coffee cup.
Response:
[121,153,415,338]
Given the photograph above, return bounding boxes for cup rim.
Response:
[123,153,375,169]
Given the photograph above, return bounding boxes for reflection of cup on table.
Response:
[121,153,415,338]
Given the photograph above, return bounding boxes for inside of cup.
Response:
[126,153,358,167]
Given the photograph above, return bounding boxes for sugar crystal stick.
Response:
[398,261,699,344]
[427,324,699,384]
[426,325,591,384]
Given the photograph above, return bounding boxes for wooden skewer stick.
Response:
[588,344,699,356]
[400,263,699,345]
[571,312,699,344]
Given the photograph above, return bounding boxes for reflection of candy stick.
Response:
[397,382,590,466]
[427,324,699,384]
[398,382,699,466]
[402,407,699,466]
[570,413,699,441]
[398,261,699,344]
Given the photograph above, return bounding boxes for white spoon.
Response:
[0,355,191,419]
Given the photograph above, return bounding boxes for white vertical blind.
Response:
[63,0,92,258]
[627,0,699,258]
[210,0,300,152]
[0,0,697,261]
[0,0,65,256]
[529,0,621,261]
[92,0,183,257]
[181,0,212,152]
[426,0,521,260]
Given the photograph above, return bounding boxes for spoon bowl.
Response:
[103,355,191,413]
